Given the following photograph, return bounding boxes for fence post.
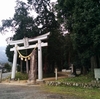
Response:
[55,68,58,80]
[0,69,2,83]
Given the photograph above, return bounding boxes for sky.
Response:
[0,0,16,47]
[0,0,57,47]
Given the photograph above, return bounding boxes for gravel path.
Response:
[0,84,79,99]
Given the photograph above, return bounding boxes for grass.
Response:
[59,75,93,83]
[59,72,94,83]
[2,72,28,81]
[42,72,100,99]
[43,86,100,99]
[15,72,54,80]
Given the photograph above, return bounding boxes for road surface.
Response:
[0,72,81,99]
[2,72,11,79]
[0,84,80,99]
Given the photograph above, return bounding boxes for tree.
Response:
[0,0,39,38]
[63,34,73,69]
[57,0,100,74]
[48,30,64,72]
[28,0,58,34]
[4,63,11,72]
[28,0,65,72]
[6,45,13,62]
[0,0,40,73]
[0,0,39,60]
[1,0,65,74]
[13,0,39,40]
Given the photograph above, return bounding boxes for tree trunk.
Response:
[73,65,76,75]
[96,55,100,68]
[82,66,87,75]
[99,56,100,68]
[20,60,22,73]
[26,49,28,73]
[26,60,29,74]
[91,56,97,72]
[68,52,70,67]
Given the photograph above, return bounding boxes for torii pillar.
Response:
[11,44,18,79]
[37,39,43,81]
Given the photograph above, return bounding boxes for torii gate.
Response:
[7,32,50,81]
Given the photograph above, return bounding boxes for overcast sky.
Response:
[0,0,56,47]
[0,0,16,47]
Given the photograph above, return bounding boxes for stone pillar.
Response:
[55,68,58,80]
[28,49,37,84]
[71,64,74,73]
[11,44,18,79]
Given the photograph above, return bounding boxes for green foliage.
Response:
[1,0,39,64]
[13,0,39,39]
[6,45,13,63]
[1,0,74,73]
[28,0,65,71]
[57,0,100,71]
[28,0,51,13]
[48,30,65,71]
[15,72,28,80]
[17,65,21,72]
[4,63,11,72]
[28,0,59,34]
[63,34,74,68]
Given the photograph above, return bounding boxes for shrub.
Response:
[4,63,11,72]
[15,72,28,80]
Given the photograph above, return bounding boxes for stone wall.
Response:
[46,80,100,89]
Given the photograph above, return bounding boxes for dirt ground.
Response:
[0,82,80,99]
